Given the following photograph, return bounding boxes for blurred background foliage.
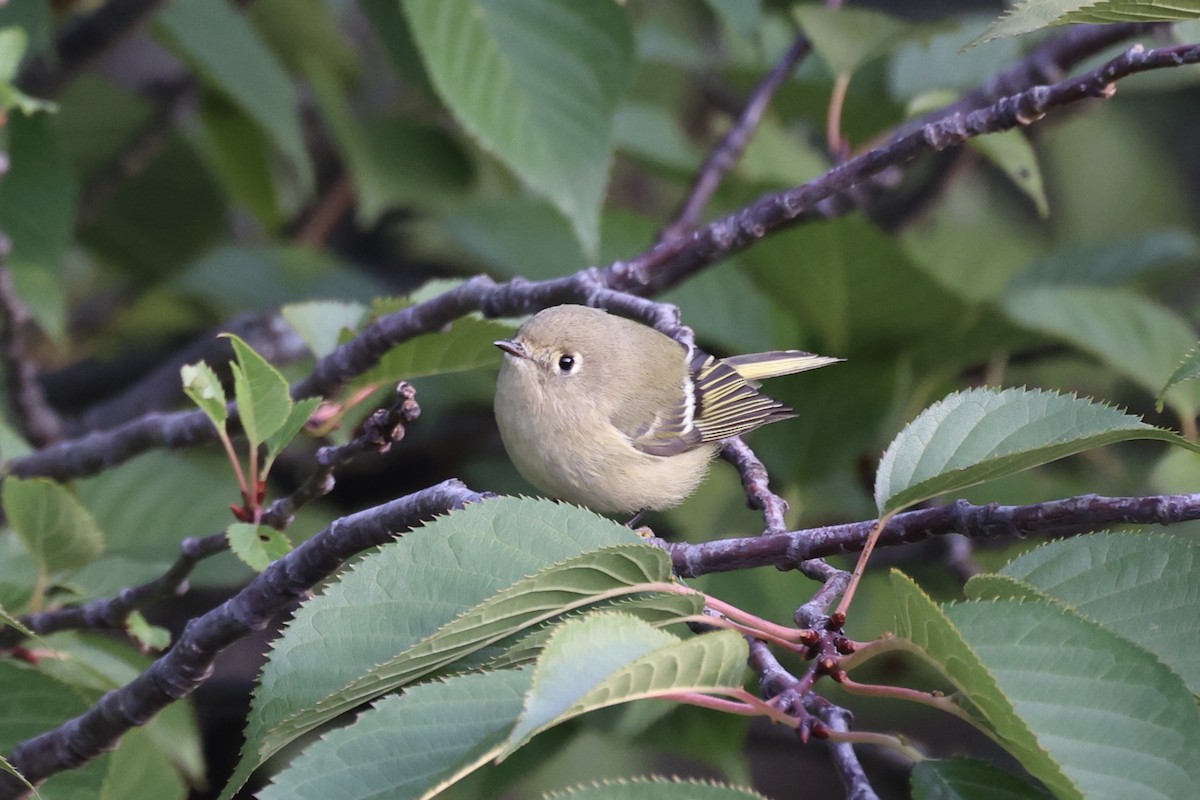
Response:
[0,0,1199,798]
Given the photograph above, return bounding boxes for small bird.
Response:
[493,305,839,513]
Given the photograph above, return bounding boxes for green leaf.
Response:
[306,61,474,224]
[180,361,228,430]
[499,613,749,756]
[352,314,516,387]
[792,5,933,76]
[972,1,1200,48]
[264,397,320,468]
[2,478,105,574]
[890,571,1200,800]
[969,130,1047,217]
[174,245,380,314]
[541,778,770,799]
[125,611,172,652]
[401,0,635,255]
[973,532,1200,694]
[911,758,1051,800]
[1000,285,1200,417]
[196,91,280,228]
[223,333,293,447]
[259,668,534,800]
[281,301,366,359]
[1005,231,1200,291]
[226,523,293,572]
[1158,343,1200,411]
[0,111,76,336]
[80,135,226,284]
[0,28,54,115]
[74,451,273,586]
[155,0,311,189]
[220,499,667,799]
[874,387,1199,513]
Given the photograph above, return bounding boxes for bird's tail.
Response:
[722,350,842,382]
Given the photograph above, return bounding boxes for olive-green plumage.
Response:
[494,305,839,513]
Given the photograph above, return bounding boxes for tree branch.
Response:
[667,492,1200,577]
[16,0,169,100]
[0,480,484,796]
[658,33,812,243]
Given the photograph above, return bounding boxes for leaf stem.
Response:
[835,513,892,619]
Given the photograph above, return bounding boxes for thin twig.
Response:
[719,437,789,534]
[658,34,812,243]
[810,699,882,800]
[0,259,62,447]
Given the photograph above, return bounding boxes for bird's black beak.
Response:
[494,339,527,359]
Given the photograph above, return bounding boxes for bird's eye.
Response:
[557,354,576,373]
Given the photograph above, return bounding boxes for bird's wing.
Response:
[687,353,797,443]
[628,352,807,456]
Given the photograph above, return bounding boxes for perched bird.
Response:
[493,305,839,513]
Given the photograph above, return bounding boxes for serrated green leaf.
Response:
[1158,343,1200,411]
[401,0,634,256]
[893,571,1200,800]
[890,572,1090,799]
[155,0,311,189]
[2,478,105,574]
[874,387,1199,513]
[500,613,748,757]
[542,777,771,799]
[124,611,172,652]
[220,499,663,799]
[264,397,320,467]
[949,599,1200,799]
[223,333,293,447]
[1001,285,1200,417]
[261,546,676,779]
[972,1,1200,47]
[978,532,1200,694]
[793,5,934,76]
[226,523,292,572]
[180,361,228,430]
[969,130,1047,217]
[281,301,366,360]
[352,315,516,387]
[911,758,1051,800]
[259,668,533,800]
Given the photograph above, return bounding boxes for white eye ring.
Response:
[557,353,581,374]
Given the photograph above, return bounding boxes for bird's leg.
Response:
[625,509,647,528]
